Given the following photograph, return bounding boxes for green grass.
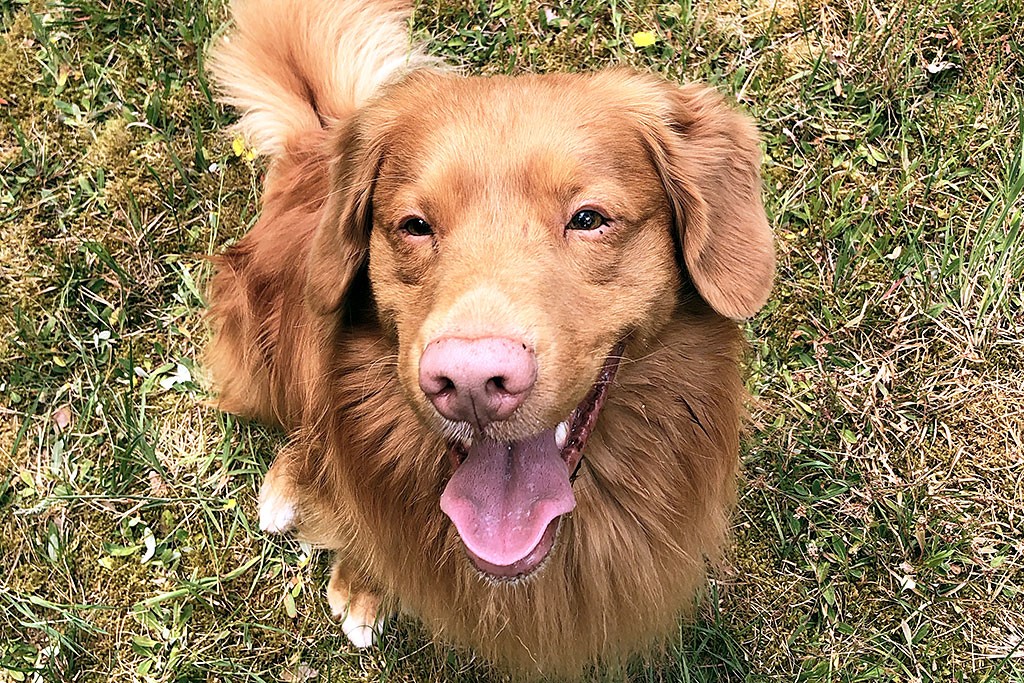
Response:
[1,0,1022,680]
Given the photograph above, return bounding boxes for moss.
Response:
[0,12,51,316]
[82,117,135,172]
[722,530,810,670]
[0,6,37,97]
[935,382,1024,473]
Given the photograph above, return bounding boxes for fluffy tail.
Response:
[207,0,439,156]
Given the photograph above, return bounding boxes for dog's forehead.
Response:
[374,73,661,214]
[383,73,650,168]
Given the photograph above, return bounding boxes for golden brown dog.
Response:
[205,0,774,676]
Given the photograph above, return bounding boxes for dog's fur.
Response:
[205,0,774,677]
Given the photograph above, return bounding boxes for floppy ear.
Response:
[643,83,775,319]
[304,116,385,315]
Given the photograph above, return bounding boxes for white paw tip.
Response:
[342,614,383,648]
[258,494,296,534]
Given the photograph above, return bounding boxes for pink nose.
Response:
[419,337,537,427]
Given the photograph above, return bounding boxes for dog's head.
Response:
[305,70,773,580]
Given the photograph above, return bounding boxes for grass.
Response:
[1,0,1022,680]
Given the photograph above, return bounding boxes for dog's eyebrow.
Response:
[556,183,587,206]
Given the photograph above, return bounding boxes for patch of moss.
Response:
[82,116,135,172]
[0,6,38,100]
[722,529,810,670]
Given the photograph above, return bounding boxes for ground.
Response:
[1,0,1022,681]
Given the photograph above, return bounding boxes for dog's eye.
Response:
[566,209,606,232]
[400,217,434,237]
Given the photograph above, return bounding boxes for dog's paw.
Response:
[259,493,296,534]
[342,610,386,649]
[328,575,385,648]
[258,467,297,534]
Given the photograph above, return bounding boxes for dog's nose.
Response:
[419,337,537,427]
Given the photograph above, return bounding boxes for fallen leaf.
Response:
[284,590,297,618]
[159,363,192,390]
[52,405,72,430]
[282,663,318,682]
[148,470,169,496]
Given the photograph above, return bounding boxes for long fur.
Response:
[207,0,440,156]
[204,0,771,677]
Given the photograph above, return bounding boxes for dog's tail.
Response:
[207,0,438,157]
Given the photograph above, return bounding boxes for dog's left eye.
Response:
[400,217,434,237]
[566,209,606,232]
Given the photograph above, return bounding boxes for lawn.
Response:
[1,0,1022,680]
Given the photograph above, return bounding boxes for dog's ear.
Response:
[305,116,385,315]
[642,83,775,319]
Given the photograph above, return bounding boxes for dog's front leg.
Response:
[258,444,389,648]
[258,448,299,534]
[328,559,387,648]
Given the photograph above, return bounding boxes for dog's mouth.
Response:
[439,346,623,582]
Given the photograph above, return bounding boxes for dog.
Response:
[204,0,774,677]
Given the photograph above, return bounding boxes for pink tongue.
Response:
[440,430,576,567]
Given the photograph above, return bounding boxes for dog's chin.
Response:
[438,347,624,583]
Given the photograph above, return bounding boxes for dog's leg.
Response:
[327,560,386,648]
[258,451,299,534]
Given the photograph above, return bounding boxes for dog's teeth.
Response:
[555,421,569,449]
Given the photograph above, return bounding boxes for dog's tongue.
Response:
[440,430,575,567]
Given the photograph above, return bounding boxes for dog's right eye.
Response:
[566,209,607,232]
[400,217,434,237]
